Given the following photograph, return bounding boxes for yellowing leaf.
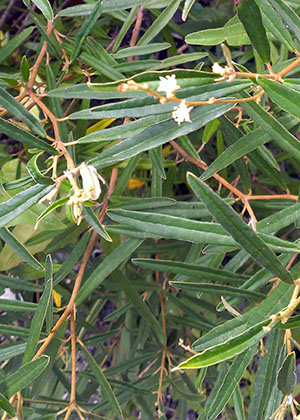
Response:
[128,178,145,190]
[86,118,116,135]
[53,289,62,307]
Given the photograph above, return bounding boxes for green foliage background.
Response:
[0,0,300,419]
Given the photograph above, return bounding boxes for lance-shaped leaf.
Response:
[75,238,143,305]
[248,330,280,420]
[0,227,43,270]
[70,0,103,61]
[133,258,248,283]
[22,256,53,364]
[256,0,295,50]
[0,392,15,417]
[236,92,300,163]
[192,281,292,352]
[0,118,57,154]
[237,0,270,63]
[0,87,46,137]
[0,356,49,397]
[277,352,297,395]
[0,184,54,229]
[82,207,112,242]
[137,0,181,46]
[268,0,300,39]
[0,27,33,65]
[80,341,124,419]
[201,115,299,181]
[112,270,165,344]
[187,173,293,284]
[170,281,264,300]
[173,321,264,370]
[197,346,257,420]
[108,209,237,246]
[59,0,145,17]
[88,102,234,169]
[31,0,53,21]
[108,209,298,252]
[26,152,54,185]
[257,77,300,119]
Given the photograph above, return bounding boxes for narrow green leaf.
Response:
[277,352,297,395]
[20,56,30,82]
[0,27,34,65]
[108,209,237,246]
[182,0,197,21]
[114,43,171,58]
[88,103,235,169]
[80,342,124,419]
[26,153,54,185]
[268,0,300,39]
[237,92,300,163]
[237,0,270,62]
[0,117,56,154]
[133,258,248,283]
[78,114,170,143]
[0,356,49,397]
[113,270,165,344]
[149,146,166,180]
[137,0,181,46]
[109,197,176,210]
[249,330,280,420]
[112,6,139,53]
[170,281,264,299]
[0,299,37,313]
[35,196,69,227]
[53,232,90,286]
[0,184,54,229]
[82,207,112,242]
[0,227,43,270]
[0,87,46,137]
[192,281,292,352]
[185,19,250,46]
[197,347,256,420]
[22,256,53,364]
[187,173,293,284]
[75,238,143,305]
[233,386,246,420]
[174,321,265,370]
[70,0,103,62]
[256,0,295,50]
[59,0,145,17]
[0,343,27,362]
[258,77,300,119]
[31,0,53,21]
[202,115,299,181]
[0,392,15,417]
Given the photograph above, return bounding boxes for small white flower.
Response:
[212,62,227,75]
[172,100,193,125]
[158,74,180,98]
[38,187,58,204]
[79,162,104,201]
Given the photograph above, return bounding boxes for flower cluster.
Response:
[212,62,236,82]
[40,163,105,226]
[65,163,105,225]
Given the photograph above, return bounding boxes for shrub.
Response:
[0,0,300,418]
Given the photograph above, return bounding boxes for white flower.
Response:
[172,100,193,125]
[212,62,227,75]
[38,187,58,204]
[158,74,180,98]
[79,162,105,201]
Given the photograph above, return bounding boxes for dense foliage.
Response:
[0,0,300,419]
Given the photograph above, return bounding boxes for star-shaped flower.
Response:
[158,74,180,98]
[172,100,193,125]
